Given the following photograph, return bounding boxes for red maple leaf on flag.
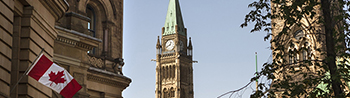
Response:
[48,71,66,86]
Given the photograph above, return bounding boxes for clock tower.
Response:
[155,0,194,98]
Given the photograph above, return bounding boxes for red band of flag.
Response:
[27,54,82,98]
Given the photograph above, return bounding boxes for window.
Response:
[289,51,298,65]
[86,5,95,37]
[294,54,298,64]
[170,88,175,97]
[289,52,294,65]
[87,48,96,54]
[302,49,308,60]
[171,65,175,78]
[163,89,169,98]
[162,67,165,80]
[87,5,96,54]
[166,66,169,79]
[302,42,310,61]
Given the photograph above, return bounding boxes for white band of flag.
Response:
[27,54,82,98]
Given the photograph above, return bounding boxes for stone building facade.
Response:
[270,2,326,96]
[0,0,131,98]
[270,1,347,97]
[155,0,194,98]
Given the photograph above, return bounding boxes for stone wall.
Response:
[54,0,131,97]
[0,0,69,98]
[0,0,130,98]
[0,0,14,97]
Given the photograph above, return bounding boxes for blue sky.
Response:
[122,0,271,97]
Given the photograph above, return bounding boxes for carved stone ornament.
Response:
[86,53,104,68]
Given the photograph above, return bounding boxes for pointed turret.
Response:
[156,36,162,55]
[156,36,161,49]
[163,0,186,36]
[188,37,193,56]
[188,37,192,50]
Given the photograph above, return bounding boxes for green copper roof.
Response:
[163,0,186,36]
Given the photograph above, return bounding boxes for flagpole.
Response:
[255,52,258,91]
[10,48,45,93]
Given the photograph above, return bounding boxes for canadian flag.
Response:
[27,54,82,98]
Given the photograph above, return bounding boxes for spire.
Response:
[163,0,186,36]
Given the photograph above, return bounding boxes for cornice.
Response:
[161,53,176,58]
[55,26,102,50]
[88,67,131,81]
[56,35,95,50]
[87,72,131,89]
[161,59,175,64]
[55,26,102,42]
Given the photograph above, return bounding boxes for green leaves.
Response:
[241,0,272,34]
[240,0,350,97]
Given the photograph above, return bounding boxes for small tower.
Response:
[155,0,194,98]
[187,37,193,56]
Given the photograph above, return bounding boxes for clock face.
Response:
[179,40,184,51]
[165,40,175,50]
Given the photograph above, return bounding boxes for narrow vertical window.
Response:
[303,51,307,60]
[87,5,95,37]
[289,53,294,65]
[163,89,167,98]
[162,67,165,80]
[294,54,298,64]
[87,5,96,54]
[303,42,310,61]
[170,88,175,97]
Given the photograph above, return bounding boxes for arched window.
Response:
[302,49,308,61]
[165,66,169,79]
[167,66,170,79]
[170,88,175,97]
[163,89,168,98]
[289,49,298,65]
[161,66,165,80]
[302,42,310,61]
[171,65,175,78]
[289,53,293,65]
[163,67,166,80]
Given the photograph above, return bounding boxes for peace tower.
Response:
[155,0,194,98]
